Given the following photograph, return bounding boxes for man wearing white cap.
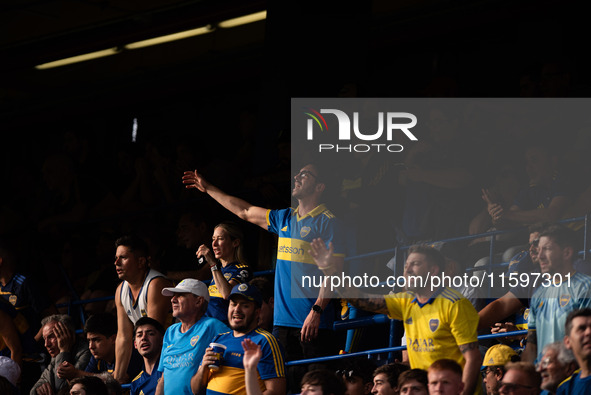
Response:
[155,279,228,395]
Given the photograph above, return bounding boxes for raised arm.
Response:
[182,170,268,229]
[308,238,389,315]
[0,310,22,366]
[477,292,524,330]
[242,339,286,395]
[113,283,134,383]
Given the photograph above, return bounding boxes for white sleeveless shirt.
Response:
[120,269,165,324]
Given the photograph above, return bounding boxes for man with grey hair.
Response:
[155,279,228,395]
[31,314,91,395]
[537,342,577,395]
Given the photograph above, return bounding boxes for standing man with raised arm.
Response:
[309,241,482,395]
[183,163,345,391]
[113,236,172,384]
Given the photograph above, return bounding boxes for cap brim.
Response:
[162,287,186,296]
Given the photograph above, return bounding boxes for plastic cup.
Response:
[208,342,227,371]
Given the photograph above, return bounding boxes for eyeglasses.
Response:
[481,367,496,378]
[529,239,540,248]
[536,357,555,370]
[499,381,535,393]
[295,170,318,180]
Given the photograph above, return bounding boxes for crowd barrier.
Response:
[53,215,588,372]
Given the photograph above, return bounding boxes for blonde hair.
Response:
[214,221,247,265]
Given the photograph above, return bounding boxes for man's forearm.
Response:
[114,336,132,381]
[190,365,208,394]
[478,294,523,330]
[521,331,537,363]
[460,345,481,395]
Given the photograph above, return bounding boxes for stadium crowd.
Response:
[2,64,591,395]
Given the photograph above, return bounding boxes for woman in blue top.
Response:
[198,221,252,323]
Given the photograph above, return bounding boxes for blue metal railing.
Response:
[54,215,588,370]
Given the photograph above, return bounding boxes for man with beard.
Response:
[191,283,286,395]
[130,317,165,395]
[309,242,482,395]
[522,225,591,363]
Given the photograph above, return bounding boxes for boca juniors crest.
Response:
[429,319,439,332]
[560,295,571,308]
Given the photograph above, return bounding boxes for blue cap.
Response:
[229,283,263,307]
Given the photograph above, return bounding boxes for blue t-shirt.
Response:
[266,205,344,329]
[513,172,567,210]
[556,370,591,395]
[158,317,229,395]
[205,329,285,395]
[206,263,252,323]
[529,272,591,361]
[130,358,162,395]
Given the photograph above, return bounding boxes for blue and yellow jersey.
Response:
[206,262,252,323]
[130,359,162,395]
[384,287,479,370]
[206,329,285,395]
[266,205,344,328]
[529,272,591,361]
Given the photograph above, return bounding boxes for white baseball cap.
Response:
[162,278,210,302]
[0,356,21,387]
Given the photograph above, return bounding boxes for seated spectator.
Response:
[558,308,591,394]
[31,314,91,395]
[113,235,172,383]
[156,279,228,395]
[191,283,285,395]
[397,369,428,395]
[130,317,164,395]
[248,277,274,332]
[427,359,465,395]
[537,342,577,395]
[69,375,109,395]
[481,344,519,395]
[498,362,541,395]
[301,369,346,395]
[201,222,252,324]
[483,143,570,230]
[57,313,142,380]
[336,357,376,395]
[372,363,409,395]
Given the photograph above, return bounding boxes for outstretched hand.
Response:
[242,338,262,371]
[182,170,208,192]
[308,238,334,271]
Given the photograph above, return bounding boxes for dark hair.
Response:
[539,224,577,250]
[428,359,462,377]
[407,245,446,270]
[249,276,274,303]
[565,308,591,335]
[115,235,149,258]
[373,362,409,388]
[504,362,541,389]
[134,316,165,337]
[301,369,346,395]
[337,356,377,384]
[397,369,428,390]
[84,313,117,337]
[70,376,109,395]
